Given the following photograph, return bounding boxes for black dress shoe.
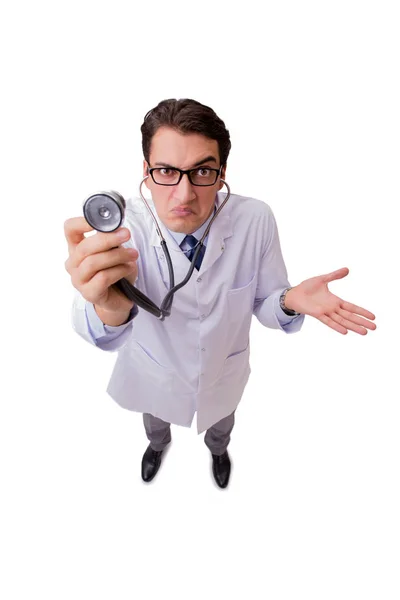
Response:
[211,451,231,488]
[141,444,163,482]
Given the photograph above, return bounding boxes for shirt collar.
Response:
[166,205,216,247]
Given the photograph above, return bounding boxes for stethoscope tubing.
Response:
[114,177,231,321]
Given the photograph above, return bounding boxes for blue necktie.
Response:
[182,234,205,271]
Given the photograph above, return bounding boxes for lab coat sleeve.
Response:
[252,205,305,333]
[71,290,138,352]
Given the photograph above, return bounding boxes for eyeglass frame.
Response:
[148,165,223,187]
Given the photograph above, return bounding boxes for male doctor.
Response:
[64,98,377,489]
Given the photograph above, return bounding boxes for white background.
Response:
[1,1,399,598]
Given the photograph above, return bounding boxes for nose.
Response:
[174,172,196,203]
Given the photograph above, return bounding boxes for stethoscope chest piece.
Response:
[83,191,126,232]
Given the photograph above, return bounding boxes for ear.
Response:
[143,160,150,188]
[218,163,227,190]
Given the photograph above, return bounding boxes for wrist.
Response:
[279,287,301,316]
[94,304,134,327]
[283,288,295,311]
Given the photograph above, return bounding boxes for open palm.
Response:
[286,267,377,335]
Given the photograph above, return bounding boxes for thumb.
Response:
[322,267,349,283]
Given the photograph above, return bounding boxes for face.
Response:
[143,126,226,234]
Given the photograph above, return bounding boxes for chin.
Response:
[168,213,195,225]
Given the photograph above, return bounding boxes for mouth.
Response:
[171,208,193,216]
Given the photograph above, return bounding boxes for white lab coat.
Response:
[72,191,305,433]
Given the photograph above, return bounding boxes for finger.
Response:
[329,311,368,335]
[318,314,348,334]
[78,247,138,285]
[337,307,377,331]
[81,262,138,303]
[64,217,94,253]
[340,300,376,321]
[72,227,131,268]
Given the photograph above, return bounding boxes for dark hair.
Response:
[141,98,231,167]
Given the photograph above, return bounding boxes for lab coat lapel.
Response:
[199,193,233,275]
[197,212,232,276]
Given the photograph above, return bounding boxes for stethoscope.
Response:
[83,177,231,321]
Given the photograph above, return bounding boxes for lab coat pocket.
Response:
[226,274,256,356]
[130,339,174,391]
[218,341,251,390]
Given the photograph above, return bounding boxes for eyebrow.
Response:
[153,155,218,169]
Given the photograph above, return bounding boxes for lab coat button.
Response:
[201,348,206,352]
[197,277,202,282]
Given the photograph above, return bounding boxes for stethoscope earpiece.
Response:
[83,191,126,232]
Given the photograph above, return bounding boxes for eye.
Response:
[196,167,211,177]
[157,168,179,179]
[152,168,180,185]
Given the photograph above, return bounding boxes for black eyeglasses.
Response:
[148,165,222,187]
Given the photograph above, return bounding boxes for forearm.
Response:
[71,289,137,351]
[84,301,138,351]
[253,288,305,332]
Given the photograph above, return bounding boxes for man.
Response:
[64,98,377,489]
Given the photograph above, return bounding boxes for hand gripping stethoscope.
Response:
[83,177,231,321]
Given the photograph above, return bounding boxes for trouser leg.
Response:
[142,413,172,451]
[204,411,235,456]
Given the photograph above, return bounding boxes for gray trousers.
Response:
[143,411,235,456]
